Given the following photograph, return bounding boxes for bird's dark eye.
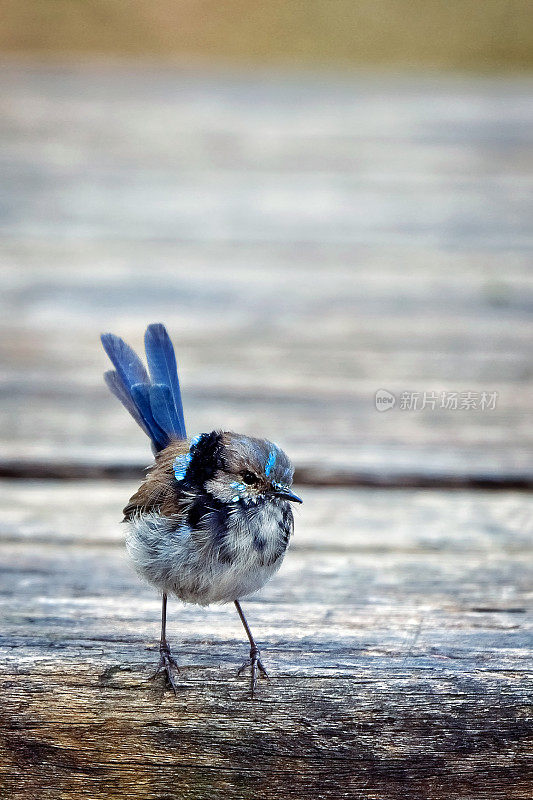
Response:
[242,470,258,485]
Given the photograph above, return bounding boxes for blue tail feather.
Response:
[101,333,149,389]
[101,324,187,451]
[149,384,185,440]
[130,383,168,450]
[104,370,151,439]
[144,324,186,438]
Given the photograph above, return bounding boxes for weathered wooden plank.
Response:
[2,668,531,800]
[2,480,533,553]
[1,69,533,246]
[0,247,531,479]
[1,482,531,798]
[0,67,532,481]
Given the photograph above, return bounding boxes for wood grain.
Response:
[1,481,531,798]
[0,66,532,797]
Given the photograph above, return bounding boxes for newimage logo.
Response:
[375,389,396,412]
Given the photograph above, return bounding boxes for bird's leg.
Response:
[234,600,269,697]
[150,593,180,694]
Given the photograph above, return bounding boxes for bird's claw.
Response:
[237,646,269,697]
[150,642,180,695]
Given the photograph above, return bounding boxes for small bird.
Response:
[101,323,301,696]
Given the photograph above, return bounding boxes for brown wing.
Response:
[123,440,189,520]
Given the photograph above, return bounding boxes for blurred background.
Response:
[0,1,532,486]
[2,1,533,70]
[2,9,532,792]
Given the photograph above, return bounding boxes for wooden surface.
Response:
[1,481,532,799]
[0,66,532,798]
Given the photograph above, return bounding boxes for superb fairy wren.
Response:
[101,323,302,696]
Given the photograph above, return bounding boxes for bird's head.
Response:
[173,431,302,506]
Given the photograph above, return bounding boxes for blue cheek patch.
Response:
[230,481,247,503]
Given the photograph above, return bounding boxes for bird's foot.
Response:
[150,641,180,695]
[237,646,269,697]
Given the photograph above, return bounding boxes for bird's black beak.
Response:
[274,486,303,503]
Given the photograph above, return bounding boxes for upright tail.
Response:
[101,323,187,451]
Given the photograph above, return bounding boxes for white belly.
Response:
[125,510,288,605]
